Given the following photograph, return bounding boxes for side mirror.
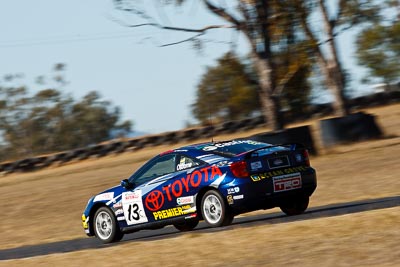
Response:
[121,179,134,189]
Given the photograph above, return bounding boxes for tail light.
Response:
[303,149,310,166]
[230,161,249,178]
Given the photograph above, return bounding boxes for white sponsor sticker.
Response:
[227,187,240,194]
[233,194,244,200]
[93,192,114,202]
[177,196,194,205]
[273,173,302,192]
[203,140,262,151]
[251,161,262,170]
[177,162,193,171]
[115,209,124,216]
[122,190,148,225]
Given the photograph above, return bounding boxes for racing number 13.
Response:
[128,203,140,221]
[122,191,148,225]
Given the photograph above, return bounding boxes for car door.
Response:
[123,153,178,225]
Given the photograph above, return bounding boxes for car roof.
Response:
[158,141,222,158]
[167,139,263,157]
[169,141,213,157]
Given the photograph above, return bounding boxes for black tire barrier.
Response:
[197,125,216,138]
[175,128,201,142]
[98,142,124,157]
[177,128,203,141]
[248,125,318,155]
[2,91,399,174]
[0,162,12,173]
[157,132,178,145]
[242,116,265,131]
[8,158,36,173]
[320,112,383,147]
[123,139,141,151]
[42,152,68,167]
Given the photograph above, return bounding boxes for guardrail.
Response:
[1,91,399,174]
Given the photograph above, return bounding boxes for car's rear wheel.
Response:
[201,190,233,227]
[173,219,199,232]
[94,207,124,243]
[280,196,309,216]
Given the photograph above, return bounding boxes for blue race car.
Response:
[82,139,317,243]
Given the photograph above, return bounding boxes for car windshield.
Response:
[200,140,269,157]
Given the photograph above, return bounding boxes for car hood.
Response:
[92,184,124,203]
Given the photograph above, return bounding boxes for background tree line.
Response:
[0,66,131,161]
[115,0,399,127]
[1,1,399,162]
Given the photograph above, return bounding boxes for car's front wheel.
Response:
[201,190,233,227]
[173,219,199,232]
[93,207,124,243]
[280,196,309,216]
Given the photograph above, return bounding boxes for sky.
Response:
[0,0,369,135]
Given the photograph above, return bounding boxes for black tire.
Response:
[173,219,200,232]
[93,207,124,243]
[201,190,233,227]
[280,196,309,216]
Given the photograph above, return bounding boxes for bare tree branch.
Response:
[112,16,235,33]
[203,0,243,29]
[112,3,236,47]
[160,33,204,47]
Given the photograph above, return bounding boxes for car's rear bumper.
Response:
[221,166,317,212]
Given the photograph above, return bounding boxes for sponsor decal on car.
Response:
[216,160,229,167]
[113,202,122,209]
[177,196,194,205]
[250,166,308,182]
[177,162,193,170]
[227,195,234,205]
[145,190,164,212]
[93,192,114,202]
[295,154,303,162]
[153,205,193,220]
[122,190,148,225]
[202,140,262,151]
[114,209,124,216]
[250,161,263,171]
[227,187,240,194]
[233,194,244,200]
[273,173,302,192]
[145,166,223,212]
[185,213,198,219]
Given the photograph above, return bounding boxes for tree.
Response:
[295,0,380,116]
[0,71,132,161]
[193,50,312,125]
[192,52,260,124]
[356,0,400,86]
[113,0,313,131]
[114,0,380,127]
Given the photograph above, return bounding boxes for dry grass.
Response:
[2,207,399,267]
[0,103,399,266]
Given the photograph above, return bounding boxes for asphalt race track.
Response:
[1,196,399,261]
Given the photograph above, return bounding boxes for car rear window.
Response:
[200,140,267,157]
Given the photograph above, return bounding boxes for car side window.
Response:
[134,154,176,185]
[176,155,201,171]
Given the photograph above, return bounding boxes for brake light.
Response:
[303,149,310,166]
[230,161,249,178]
